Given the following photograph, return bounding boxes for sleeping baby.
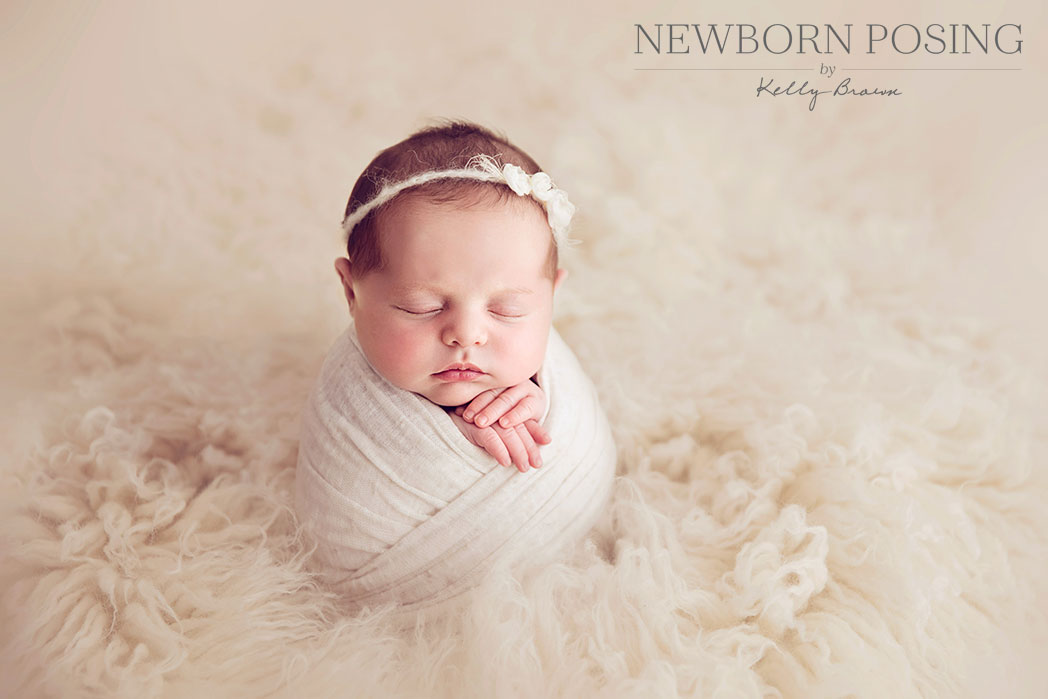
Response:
[332,121,571,473]
[295,120,615,613]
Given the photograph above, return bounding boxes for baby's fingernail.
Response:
[534,458,542,468]
[476,416,487,427]
[463,411,473,420]
[499,417,509,427]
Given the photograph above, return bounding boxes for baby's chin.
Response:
[418,383,490,408]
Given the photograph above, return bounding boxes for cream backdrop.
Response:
[2,0,1046,697]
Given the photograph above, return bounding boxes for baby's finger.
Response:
[462,389,501,423]
[523,419,551,445]
[475,427,511,468]
[498,425,531,473]
[472,384,528,428]
[515,423,543,469]
[497,394,540,428]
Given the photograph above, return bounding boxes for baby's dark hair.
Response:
[343,120,558,279]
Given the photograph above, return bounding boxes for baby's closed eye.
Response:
[394,305,442,315]
[489,306,527,318]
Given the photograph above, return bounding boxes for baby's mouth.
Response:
[433,363,485,382]
[435,362,483,374]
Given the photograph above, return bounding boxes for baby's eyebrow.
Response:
[391,284,534,296]
[492,286,535,297]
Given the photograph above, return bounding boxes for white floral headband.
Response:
[341,154,578,248]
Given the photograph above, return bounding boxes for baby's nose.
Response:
[441,311,487,347]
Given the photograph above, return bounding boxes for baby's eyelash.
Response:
[395,306,441,315]
[393,305,526,318]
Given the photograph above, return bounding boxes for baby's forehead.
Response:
[377,192,552,246]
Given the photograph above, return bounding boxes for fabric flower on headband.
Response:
[341,154,578,248]
[500,164,576,236]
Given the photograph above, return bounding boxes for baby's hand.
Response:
[456,380,549,432]
[448,410,548,473]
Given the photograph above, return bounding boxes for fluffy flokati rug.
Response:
[2,2,1046,697]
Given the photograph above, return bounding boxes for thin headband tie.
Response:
[341,154,578,248]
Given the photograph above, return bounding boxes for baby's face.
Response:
[341,194,565,407]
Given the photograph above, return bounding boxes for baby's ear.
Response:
[553,267,568,293]
[334,257,356,313]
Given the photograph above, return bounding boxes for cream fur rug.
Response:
[2,2,1047,697]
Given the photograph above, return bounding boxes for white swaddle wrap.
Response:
[294,322,616,612]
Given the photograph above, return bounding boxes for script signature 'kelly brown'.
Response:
[756,76,902,111]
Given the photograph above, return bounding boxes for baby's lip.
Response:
[435,362,483,374]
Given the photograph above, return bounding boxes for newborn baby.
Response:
[332,123,570,472]
[295,120,615,613]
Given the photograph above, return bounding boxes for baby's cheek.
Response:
[373,327,430,384]
[503,327,549,382]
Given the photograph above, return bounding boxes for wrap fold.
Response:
[294,323,616,611]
